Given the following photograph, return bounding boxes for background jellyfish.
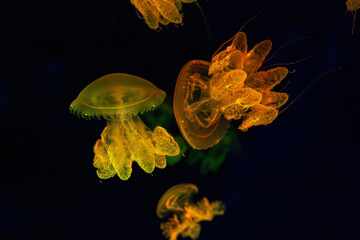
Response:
[346,0,360,33]
[157,183,225,240]
[173,31,289,149]
[130,0,198,30]
[69,73,180,180]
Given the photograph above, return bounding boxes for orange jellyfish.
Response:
[70,73,180,180]
[346,0,360,33]
[130,0,197,30]
[157,183,225,240]
[174,31,289,149]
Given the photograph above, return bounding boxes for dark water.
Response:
[1,0,359,239]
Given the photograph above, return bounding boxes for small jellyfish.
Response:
[157,183,225,240]
[70,73,180,180]
[174,31,289,149]
[130,0,197,30]
[346,0,360,33]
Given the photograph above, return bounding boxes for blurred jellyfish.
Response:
[346,0,360,33]
[174,31,289,149]
[70,73,180,180]
[130,0,198,30]
[157,183,225,240]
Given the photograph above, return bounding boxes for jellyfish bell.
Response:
[70,73,180,181]
[70,73,165,119]
[157,183,199,219]
[173,60,231,150]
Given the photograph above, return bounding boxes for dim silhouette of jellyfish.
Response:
[346,0,360,33]
[157,183,225,240]
[130,0,210,38]
[70,73,180,180]
[174,31,289,149]
[130,0,196,30]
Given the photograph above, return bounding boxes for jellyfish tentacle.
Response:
[194,108,221,128]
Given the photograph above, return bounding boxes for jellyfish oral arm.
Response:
[93,115,179,180]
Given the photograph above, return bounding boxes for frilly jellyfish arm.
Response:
[209,69,247,101]
[346,0,360,11]
[220,87,263,121]
[210,200,226,216]
[131,0,199,30]
[93,139,117,179]
[160,214,188,240]
[243,39,272,76]
[149,0,182,24]
[180,222,201,240]
[238,104,278,132]
[184,197,214,221]
[131,0,160,29]
[210,31,248,68]
[260,90,289,108]
[209,50,245,76]
[245,67,288,90]
[94,117,180,180]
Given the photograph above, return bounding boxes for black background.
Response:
[1,0,360,239]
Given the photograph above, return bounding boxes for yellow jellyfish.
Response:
[346,0,360,33]
[70,73,180,180]
[174,31,289,149]
[157,183,225,240]
[130,0,197,30]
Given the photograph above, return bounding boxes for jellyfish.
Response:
[346,0,360,33]
[173,31,289,149]
[130,0,197,30]
[157,183,225,240]
[69,73,180,180]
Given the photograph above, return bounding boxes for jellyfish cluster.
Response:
[69,31,290,240]
[157,184,225,240]
[68,1,348,238]
[174,31,289,149]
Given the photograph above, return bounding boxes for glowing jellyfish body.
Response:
[130,0,197,30]
[174,31,289,149]
[157,183,225,240]
[70,73,180,180]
